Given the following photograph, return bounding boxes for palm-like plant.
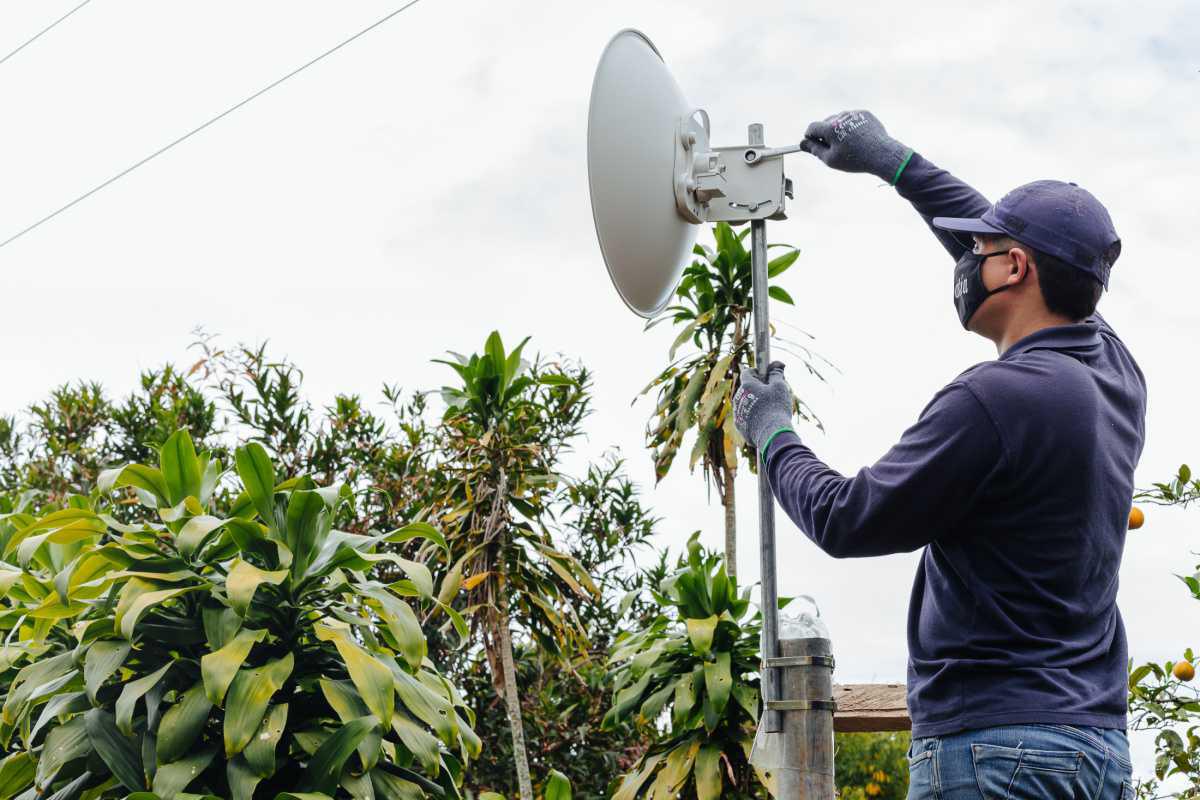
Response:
[603,535,766,800]
[434,333,596,800]
[641,222,829,577]
[0,429,476,799]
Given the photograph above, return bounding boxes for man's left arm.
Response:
[763,383,1006,558]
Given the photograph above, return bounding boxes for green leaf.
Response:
[116,662,172,736]
[390,713,441,777]
[202,627,268,705]
[768,285,795,305]
[686,615,718,656]
[85,707,144,792]
[545,769,572,800]
[611,753,663,800]
[638,679,677,722]
[115,579,202,640]
[304,716,379,796]
[160,430,202,506]
[36,714,89,788]
[234,443,277,522]
[0,751,34,798]
[669,321,698,360]
[381,522,448,553]
[1129,664,1153,690]
[225,518,277,565]
[30,691,88,745]
[731,683,759,719]
[694,744,721,800]
[767,248,800,277]
[673,666,701,728]
[85,639,131,703]
[702,651,732,728]
[369,768,427,800]
[285,490,327,579]
[315,623,395,730]
[98,464,170,506]
[226,559,287,616]
[177,516,225,559]
[321,679,379,772]
[228,756,262,800]
[242,703,288,778]
[223,654,294,757]
[152,746,215,800]
[358,587,426,670]
[157,683,214,764]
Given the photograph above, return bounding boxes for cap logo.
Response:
[1002,213,1028,234]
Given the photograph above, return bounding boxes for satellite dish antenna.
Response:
[587,29,824,790]
[586,30,704,317]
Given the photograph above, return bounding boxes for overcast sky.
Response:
[2,0,1198,780]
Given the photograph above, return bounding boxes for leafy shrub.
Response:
[603,535,763,800]
[0,429,475,799]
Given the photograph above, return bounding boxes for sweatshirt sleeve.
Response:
[894,152,993,261]
[763,383,1005,558]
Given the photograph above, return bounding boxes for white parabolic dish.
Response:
[587,30,698,318]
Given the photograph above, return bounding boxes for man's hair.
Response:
[1027,248,1103,321]
[983,235,1103,321]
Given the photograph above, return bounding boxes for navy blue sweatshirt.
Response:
[765,153,1147,738]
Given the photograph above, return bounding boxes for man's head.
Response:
[963,232,1106,337]
[934,180,1120,346]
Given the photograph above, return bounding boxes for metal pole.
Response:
[749,121,783,735]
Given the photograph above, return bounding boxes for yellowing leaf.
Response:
[461,572,490,591]
[226,559,287,616]
[315,623,394,730]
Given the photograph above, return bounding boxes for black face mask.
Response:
[952,249,1022,329]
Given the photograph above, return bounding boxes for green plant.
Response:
[461,457,664,799]
[1137,464,1200,509]
[834,732,910,799]
[640,222,827,577]
[1128,463,1200,798]
[0,429,475,799]
[435,332,596,800]
[603,535,764,800]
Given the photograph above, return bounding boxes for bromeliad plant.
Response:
[603,535,765,800]
[640,222,828,578]
[0,429,477,800]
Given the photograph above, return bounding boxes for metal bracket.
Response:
[766,699,838,713]
[765,655,835,670]
[673,109,789,224]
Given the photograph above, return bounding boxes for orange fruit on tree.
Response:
[1128,507,1145,530]
[1174,661,1195,682]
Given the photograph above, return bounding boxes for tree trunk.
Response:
[723,465,737,579]
[496,598,534,800]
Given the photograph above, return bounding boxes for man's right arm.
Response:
[894,152,992,261]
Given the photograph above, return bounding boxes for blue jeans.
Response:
[906,724,1134,799]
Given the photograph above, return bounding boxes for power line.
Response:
[0,0,425,251]
[0,0,94,67]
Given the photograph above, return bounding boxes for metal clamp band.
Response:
[764,655,835,669]
[766,699,838,713]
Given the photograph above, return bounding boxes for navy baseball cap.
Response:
[932,180,1121,288]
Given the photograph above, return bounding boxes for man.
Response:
[733,110,1146,799]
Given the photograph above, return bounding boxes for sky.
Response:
[2,0,1198,781]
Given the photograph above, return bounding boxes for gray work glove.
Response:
[733,361,795,457]
[799,110,914,185]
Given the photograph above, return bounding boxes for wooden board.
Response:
[832,683,910,733]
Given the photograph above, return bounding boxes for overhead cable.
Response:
[0,0,425,251]
[0,1,95,68]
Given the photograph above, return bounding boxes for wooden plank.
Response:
[832,683,910,733]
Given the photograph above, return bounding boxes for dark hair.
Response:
[1029,248,1103,321]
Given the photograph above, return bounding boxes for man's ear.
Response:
[1006,245,1032,286]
